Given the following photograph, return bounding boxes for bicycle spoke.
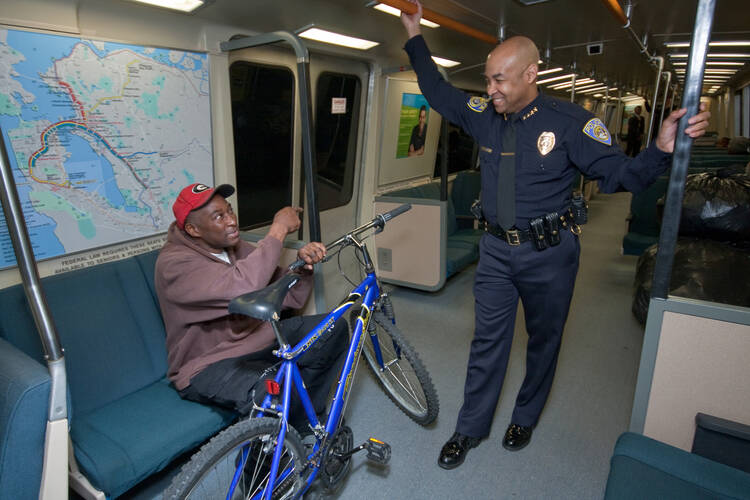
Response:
[383,362,427,411]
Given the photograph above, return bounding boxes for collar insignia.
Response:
[583,118,612,146]
[522,106,538,120]
[467,96,489,113]
[537,132,555,156]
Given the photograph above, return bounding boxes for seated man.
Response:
[155,183,348,430]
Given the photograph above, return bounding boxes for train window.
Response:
[229,61,294,229]
[315,72,361,211]
[434,122,478,177]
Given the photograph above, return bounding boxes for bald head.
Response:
[484,36,540,114]
[489,36,540,73]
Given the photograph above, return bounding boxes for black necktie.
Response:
[497,117,516,230]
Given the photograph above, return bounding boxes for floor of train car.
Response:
[90,190,643,500]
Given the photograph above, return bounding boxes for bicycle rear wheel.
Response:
[164,417,305,500]
[361,311,439,425]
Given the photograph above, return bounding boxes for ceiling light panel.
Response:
[131,0,204,12]
[298,28,379,50]
[538,67,563,76]
[432,56,461,68]
[665,41,750,48]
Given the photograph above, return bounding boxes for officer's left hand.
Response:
[297,242,326,271]
[655,102,710,153]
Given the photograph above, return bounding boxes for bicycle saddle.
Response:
[228,273,300,322]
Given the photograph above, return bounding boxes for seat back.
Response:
[0,256,167,415]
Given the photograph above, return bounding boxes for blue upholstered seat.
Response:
[0,338,51,500]
[605,432,750,500]
[0,251,235,498]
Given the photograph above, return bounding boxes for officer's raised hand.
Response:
[655,102,711,153]
[400,0,423,39]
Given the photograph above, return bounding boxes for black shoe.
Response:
[438,432,481,470]
[502,423,533,451]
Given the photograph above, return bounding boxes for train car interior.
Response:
[0,0,749,498]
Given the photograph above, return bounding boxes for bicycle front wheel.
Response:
[362,311,439,425]
[164,417,305,500]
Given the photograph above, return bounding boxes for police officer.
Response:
[400,0,710,470]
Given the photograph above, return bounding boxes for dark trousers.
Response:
[456,229,580,438]
[180,314,348,426]
[625,138,642,157]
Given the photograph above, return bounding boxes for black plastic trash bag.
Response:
[632,238,750,325]
[658,170,750,242]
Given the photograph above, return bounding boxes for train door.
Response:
[305,53,369,305]
[227,44,368,308]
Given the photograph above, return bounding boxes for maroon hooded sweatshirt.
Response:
[155,222,312,391]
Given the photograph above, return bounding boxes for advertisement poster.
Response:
[396,93,430,158]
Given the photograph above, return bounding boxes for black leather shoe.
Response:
[438,432,481,470]
[502,423,533,451]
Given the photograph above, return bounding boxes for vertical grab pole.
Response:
[659,71,672,128]
[645,56,664,147]
[570,73,577,103]
[650,0,715,299]
[0,127,69,497]
[0,130,63,362]
[616,89,625,139]
[297,57,322,242]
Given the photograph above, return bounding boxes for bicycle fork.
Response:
[369,293,402,369]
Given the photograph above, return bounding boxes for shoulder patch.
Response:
[582,118,612,146]
[467,96,489,113]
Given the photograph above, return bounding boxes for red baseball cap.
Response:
[172,183,235,229]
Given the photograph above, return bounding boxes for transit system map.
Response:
[0,28,212,269]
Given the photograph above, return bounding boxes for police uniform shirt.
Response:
[405,35,672,228]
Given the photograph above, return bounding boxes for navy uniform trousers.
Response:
[456,227,580,438]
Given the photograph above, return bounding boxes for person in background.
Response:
[408,105,428,156]
[625,105,646,157]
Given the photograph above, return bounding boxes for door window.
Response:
[314,72,361,211]
[229,61,294,228]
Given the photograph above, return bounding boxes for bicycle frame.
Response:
[244,270,381,500]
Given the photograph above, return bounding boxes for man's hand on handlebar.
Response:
[297,242,326,271]
[268,206,302,242]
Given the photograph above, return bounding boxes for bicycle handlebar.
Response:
[288,203,411,271]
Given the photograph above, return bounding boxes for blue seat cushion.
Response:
[71,378,235,498]
[605,432,750,500]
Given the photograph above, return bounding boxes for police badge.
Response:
[537,132,555,156]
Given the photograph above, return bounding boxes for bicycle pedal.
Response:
[364,437,391,465]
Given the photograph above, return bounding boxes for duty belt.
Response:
[483,210,582,247]
[483,222,532,245]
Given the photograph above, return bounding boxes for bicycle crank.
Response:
[329,436,392,466]
[320,425,353,491]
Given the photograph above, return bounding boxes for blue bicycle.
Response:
[165,204,439,499]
